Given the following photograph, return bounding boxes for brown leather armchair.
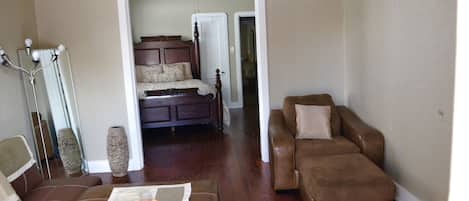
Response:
[269,94,385,190]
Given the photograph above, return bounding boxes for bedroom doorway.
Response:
[235,13,258,109]
[117,0,272,173]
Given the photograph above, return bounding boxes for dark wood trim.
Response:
[193,22,201,79]
[216,69,223,132]
[140,35,182,42]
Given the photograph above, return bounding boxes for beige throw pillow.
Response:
[0,171,20,201]
[295,105,332,140]
[162,64,185,81]
[165,62,193,80]
[136,65,163,83]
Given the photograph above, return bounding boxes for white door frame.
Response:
[254,0,271,162]
[113,0,144,172]
[233,11,256,109]
[449,1,469,200]
[116,0,271,168]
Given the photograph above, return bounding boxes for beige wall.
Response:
[344,1,456,200]
[130,0,255,102]
[0,0,38,147]
[266,0,346,108]
[34,0,129,161]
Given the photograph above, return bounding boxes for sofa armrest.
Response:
[268,110,298,190]
[337,106,385,168]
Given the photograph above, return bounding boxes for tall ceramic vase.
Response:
[58,128,82,177]
[107,126,129,177]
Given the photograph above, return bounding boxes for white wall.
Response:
[0,0,38,149]
[266,0,346,108]
[344,1,456,201]
[34,0,130,161]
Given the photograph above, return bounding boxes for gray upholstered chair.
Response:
[0,135,102,201]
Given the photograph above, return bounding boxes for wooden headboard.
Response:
[134,23,201,79]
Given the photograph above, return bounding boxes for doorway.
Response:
[234,12,258,110]
[239,17,258,109]
[116,0,272,173]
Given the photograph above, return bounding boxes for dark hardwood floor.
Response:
[91,106,300,201]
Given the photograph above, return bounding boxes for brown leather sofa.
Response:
[269,94,395,201]
[1,136,219,201]
[0,135,103,201]
[10,168,217,201]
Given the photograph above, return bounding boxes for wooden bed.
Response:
[135,24,223,131]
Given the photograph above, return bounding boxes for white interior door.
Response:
[192,13,231,105]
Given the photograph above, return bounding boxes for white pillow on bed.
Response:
[135,64,163,82]
[137,64,184,83]
[165,62,193,80]
[162,65,185,82]
[136,62,193,83]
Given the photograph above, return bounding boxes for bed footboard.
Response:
[139,69,224,132]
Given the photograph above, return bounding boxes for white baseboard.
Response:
[87,158,142,173]
[228,102,243,109]
[395,181,421,201]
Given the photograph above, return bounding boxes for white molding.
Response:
[449,1,469,200]
[395,182,421,201]
[233,11,256,109]
[87,158,142,173]
[254,0,271,162]
[192,12,228,18]
[228,102,243,109]
[117,0,144,171]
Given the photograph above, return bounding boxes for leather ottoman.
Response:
[77,180,219,201]
[297,154,395,201]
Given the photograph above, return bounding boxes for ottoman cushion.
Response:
[295,136,360,165]
[298,154,395,201]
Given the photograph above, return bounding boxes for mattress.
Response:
[137,79,216,99]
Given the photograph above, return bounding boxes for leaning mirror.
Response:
[18,48,88,179]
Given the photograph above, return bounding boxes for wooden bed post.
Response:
[194,22,201,79]
[216,69,224,132]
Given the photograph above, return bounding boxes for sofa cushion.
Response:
[23,185,88,201]
[0,171,20,201]
[295,136,360,167]
[10,167,43,199]
[39,175,102,187]
[295,105,332,140]
[0,136,43,199]
[22,176,102,201]
[298,154,395,201]
[0,136,36,181]
[283,94,341,137]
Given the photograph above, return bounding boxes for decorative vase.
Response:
[107,126,129,177]
[58,128,82,177]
